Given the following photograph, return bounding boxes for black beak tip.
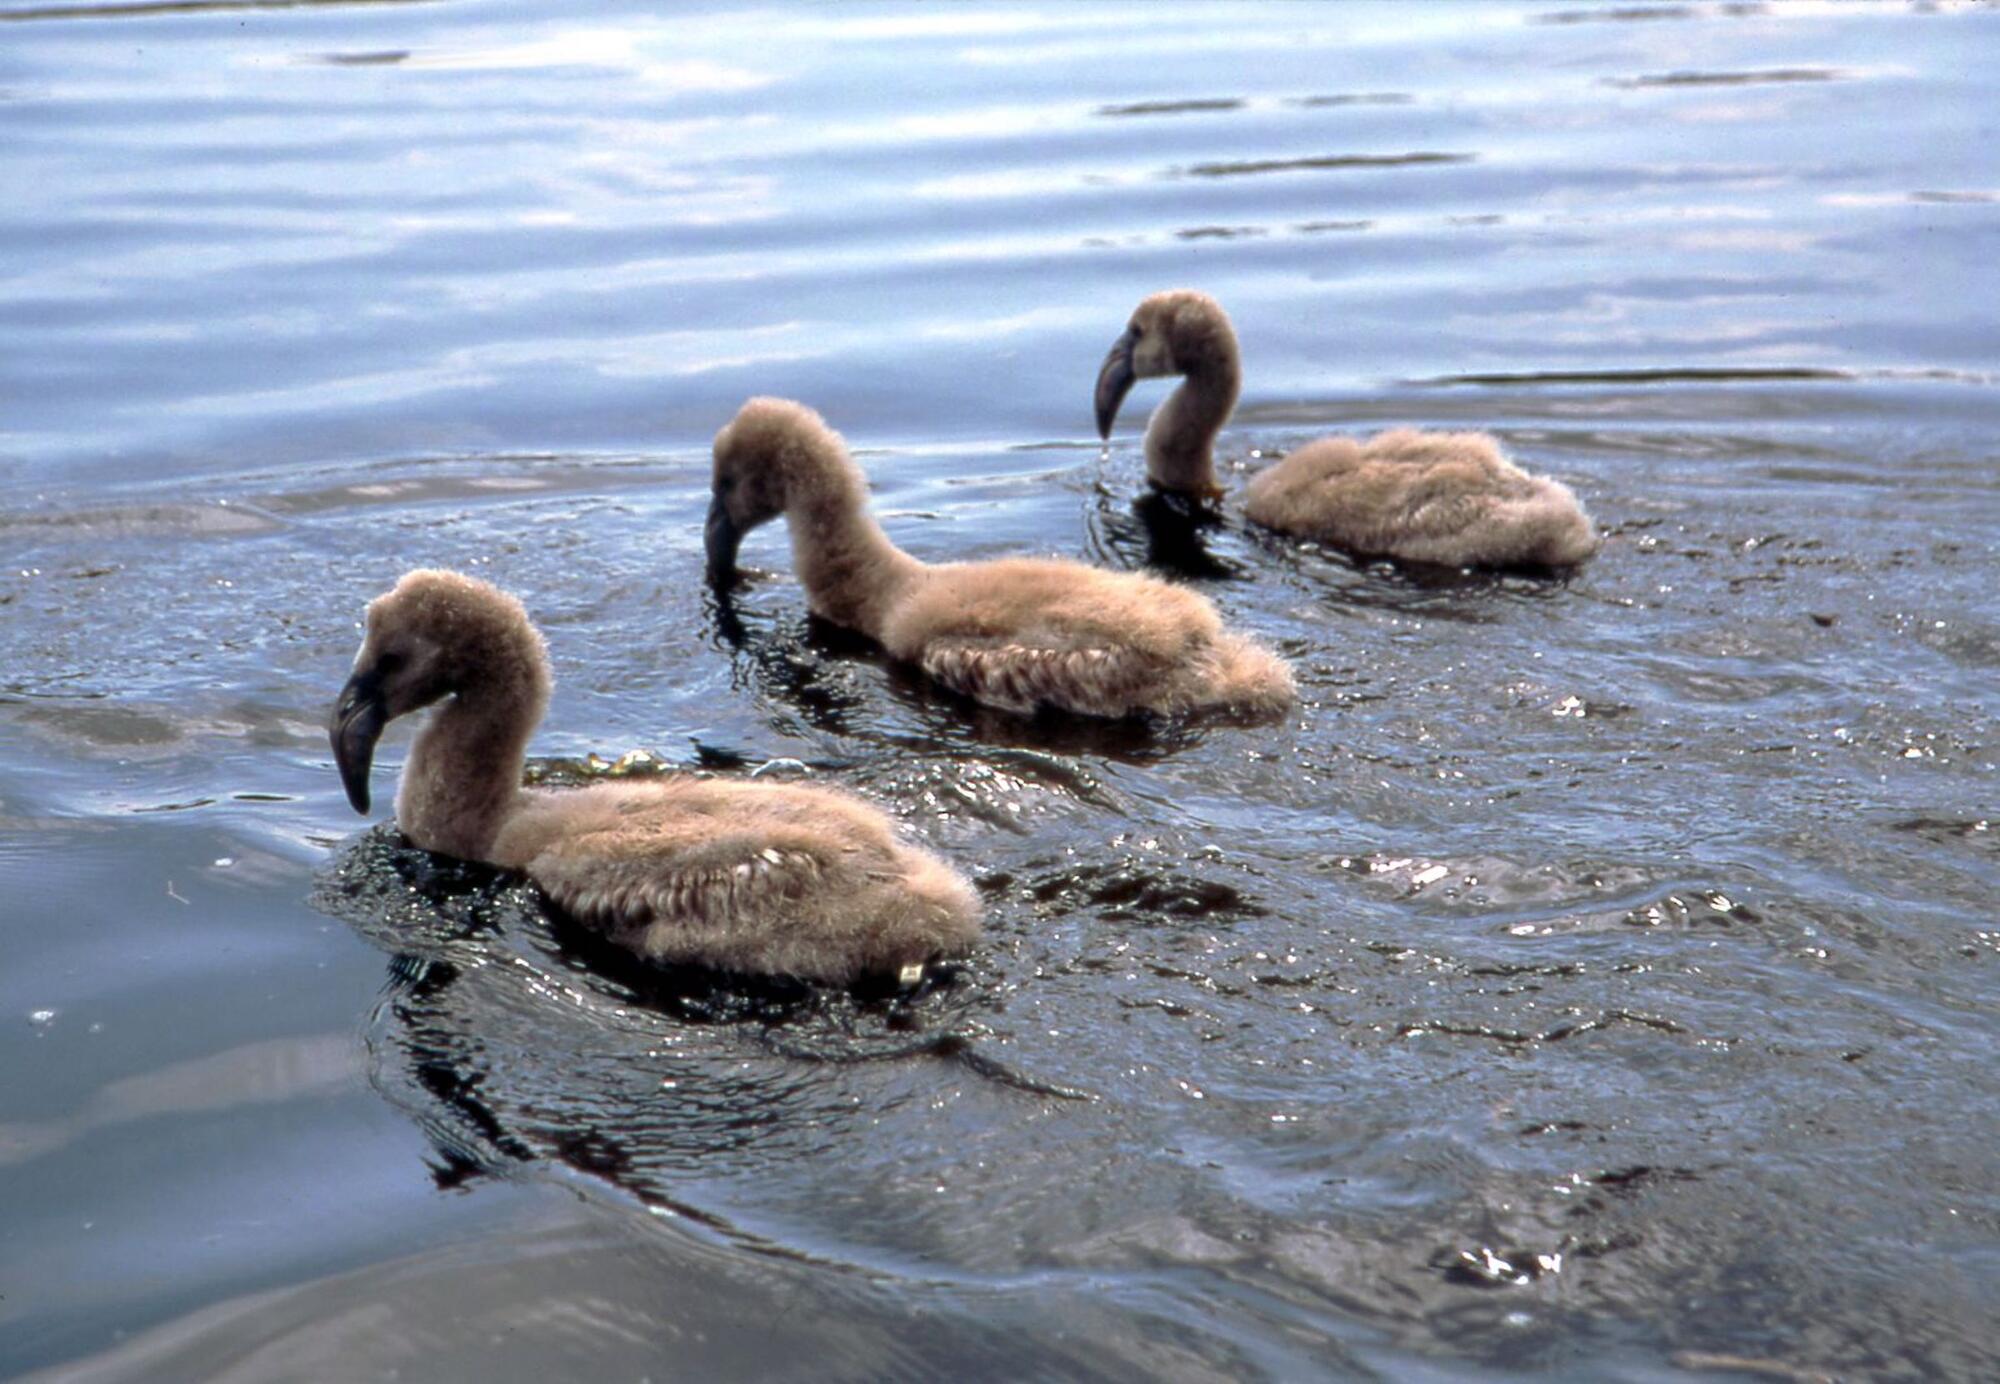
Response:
[329,676,386,818]
[1094,331,1138,442]
[704,499,742,588]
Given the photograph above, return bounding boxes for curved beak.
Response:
[329,666,389,815]
[1094,326,1139,440]
[704,494,743,588]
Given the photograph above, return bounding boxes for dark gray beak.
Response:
[1094,326,1139,440]
[329,667,389,815]
[705,494,743,587]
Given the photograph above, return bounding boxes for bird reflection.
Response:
[706,580,1201,764]
[312,827,1058,1216]
[1089,485,1244,581]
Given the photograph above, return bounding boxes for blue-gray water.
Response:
[2,2,1996,1380]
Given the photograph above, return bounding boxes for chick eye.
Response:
[374,650,407,677]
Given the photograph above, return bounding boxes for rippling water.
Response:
[3,2,1997,1380]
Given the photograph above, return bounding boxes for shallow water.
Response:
[3,1,1997,1379]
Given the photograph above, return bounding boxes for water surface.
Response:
[2,2,1996,1380]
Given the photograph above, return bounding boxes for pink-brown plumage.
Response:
[1242,428,1598,569]
[707,398,1294,720]
[330,569,979,984]
[1095,290,1599,570]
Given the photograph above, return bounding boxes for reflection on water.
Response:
[2,1,1998,1380]
[1098,97,1247,118]
[0,1034,359,1168]
[1181,151,1474,178]
[1603,65,1849,87]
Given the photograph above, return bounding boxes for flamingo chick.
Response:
[1095,290,1598,570]
[329,568,980,985]
[704,397,1295,720]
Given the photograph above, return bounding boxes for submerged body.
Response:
[706,397,1294,719]
[330,569,980,984]
[1095,289,1598,570]
[1241,428,1598,569]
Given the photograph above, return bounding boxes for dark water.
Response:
[3,2,1996,1379]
